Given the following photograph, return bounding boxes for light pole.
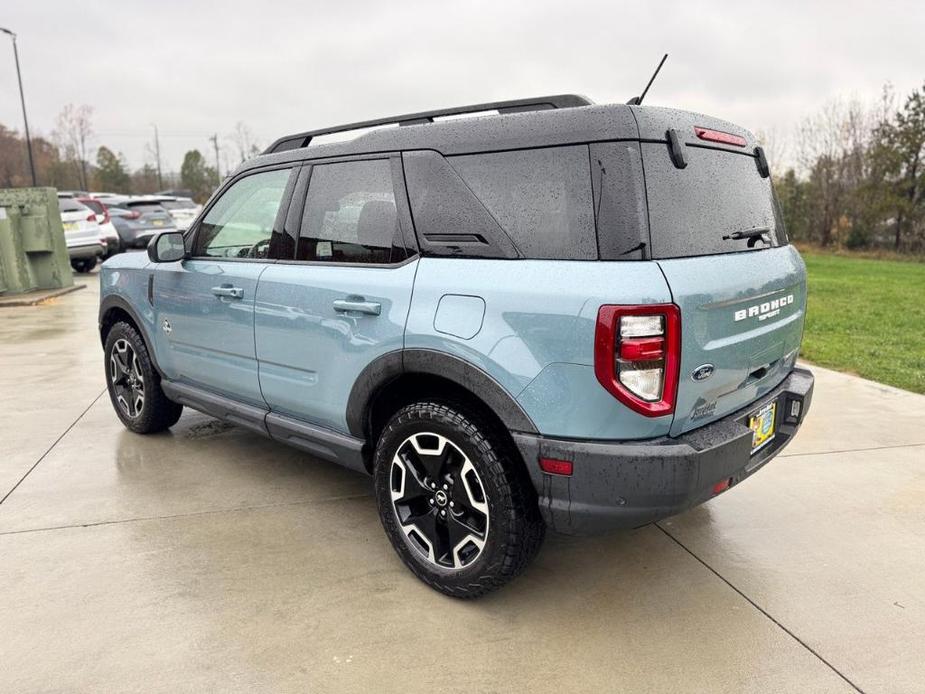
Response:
[0,27,36,186]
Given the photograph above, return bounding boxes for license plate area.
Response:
[748,401,777,454]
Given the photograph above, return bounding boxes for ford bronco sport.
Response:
[99,94,814,597]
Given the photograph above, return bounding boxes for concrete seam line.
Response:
[779,441,925,459]
[0,492,372,537]
[0,389,106,506]
[655,523,866,694]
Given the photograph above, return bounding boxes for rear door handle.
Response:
[333,298,381,316]
[211,285,244,299]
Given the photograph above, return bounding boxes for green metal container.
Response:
[0,187,74,295]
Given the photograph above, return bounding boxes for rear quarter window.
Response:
[448,145,597,260]
[642,143,786,259]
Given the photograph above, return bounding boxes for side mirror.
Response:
[147,231,187,263]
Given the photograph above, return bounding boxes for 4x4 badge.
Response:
[691,364,714,381]
[162,319,172,335]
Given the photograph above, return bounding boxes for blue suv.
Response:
[99,95,814,597]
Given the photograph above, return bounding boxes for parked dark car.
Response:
[108,198,178,249]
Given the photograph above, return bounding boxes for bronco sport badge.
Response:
[734,294,794,322]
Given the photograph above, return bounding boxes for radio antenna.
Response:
[627,53,668,106]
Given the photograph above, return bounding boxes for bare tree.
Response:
[228,122,260,164]
[53,104,94,190]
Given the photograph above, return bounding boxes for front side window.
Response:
[297,159,405,264]
[194,168,291,259]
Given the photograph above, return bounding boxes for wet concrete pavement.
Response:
[1,273,923,693]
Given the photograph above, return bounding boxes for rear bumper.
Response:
[513,367,814,535]
[67,242,105,259]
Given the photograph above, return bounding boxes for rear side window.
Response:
[449,146,596,260]
[297,159,406,264]
[642,144,787,259]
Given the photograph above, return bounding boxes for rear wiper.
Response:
[722,227,771,248]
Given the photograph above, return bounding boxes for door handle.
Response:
[333,298,381,315]
[211,285,244,299]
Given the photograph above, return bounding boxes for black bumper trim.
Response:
[513,367,814,535]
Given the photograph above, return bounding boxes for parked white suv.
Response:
[58,198,104,273]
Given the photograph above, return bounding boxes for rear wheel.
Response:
[104,321,182,433]
[71,257,98,273]
[374,401,544,598]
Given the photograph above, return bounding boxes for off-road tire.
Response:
[104,321,183,434]
[374,401,545,598]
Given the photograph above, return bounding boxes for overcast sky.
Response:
[2,0,923,174]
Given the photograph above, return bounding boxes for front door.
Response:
[154,166,295,406]
[255,156,418,433]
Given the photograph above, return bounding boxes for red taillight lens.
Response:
[86,213,97,223]
[126,210,141,220]
[539,458,573,477]
[694,126,747,147]
[594,304,681,417]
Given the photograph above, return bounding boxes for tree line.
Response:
[773,81,925,253]
[0,105,262,203]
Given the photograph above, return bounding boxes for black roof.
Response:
[240,96,758,175]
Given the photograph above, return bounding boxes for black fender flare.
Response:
[98,294,164,376]
[345,348,538,439]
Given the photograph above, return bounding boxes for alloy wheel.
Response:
[109,338,145,418]
[389,432,490,570]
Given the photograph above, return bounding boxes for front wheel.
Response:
[374,401,544,598]
[104,321,183,433]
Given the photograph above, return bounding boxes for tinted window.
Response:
[402,150,518,259]
[195,168,291,259]
[297,159,405,264]
[449,146,596,260]
[642,144,786,259]
[58,199,84,213]
[80,199,105,215]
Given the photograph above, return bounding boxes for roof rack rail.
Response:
[263,94,593,154]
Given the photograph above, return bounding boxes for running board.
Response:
[161,380,368,474]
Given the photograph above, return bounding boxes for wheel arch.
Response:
[347,349,539,450]
[99,295,163,376]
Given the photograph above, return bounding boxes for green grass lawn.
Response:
[801,251,925,394]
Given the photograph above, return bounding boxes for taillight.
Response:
[125,210,141,220]
[694,126,747,147]
[594,304,681,416]
[87,213,97,223]
[101,207,111,224]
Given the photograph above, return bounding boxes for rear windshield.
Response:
[80,200,105,214]
[160,200,196,210]
[126,203,167,213]
[58,199,85,213]
[642,143,787,259]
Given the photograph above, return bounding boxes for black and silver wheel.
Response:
[109,338,145,419]
[374,401,544,598]
[104,321,183,434]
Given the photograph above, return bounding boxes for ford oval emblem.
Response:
[691,364,714,382]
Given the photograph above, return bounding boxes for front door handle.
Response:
[333,298,381,316]
[211,285,244,299]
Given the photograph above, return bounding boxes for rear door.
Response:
[639,122,806,436]
[153,166,296,406]
[255,155,418,434]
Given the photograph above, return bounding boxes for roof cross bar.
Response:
[263,94,593,154]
